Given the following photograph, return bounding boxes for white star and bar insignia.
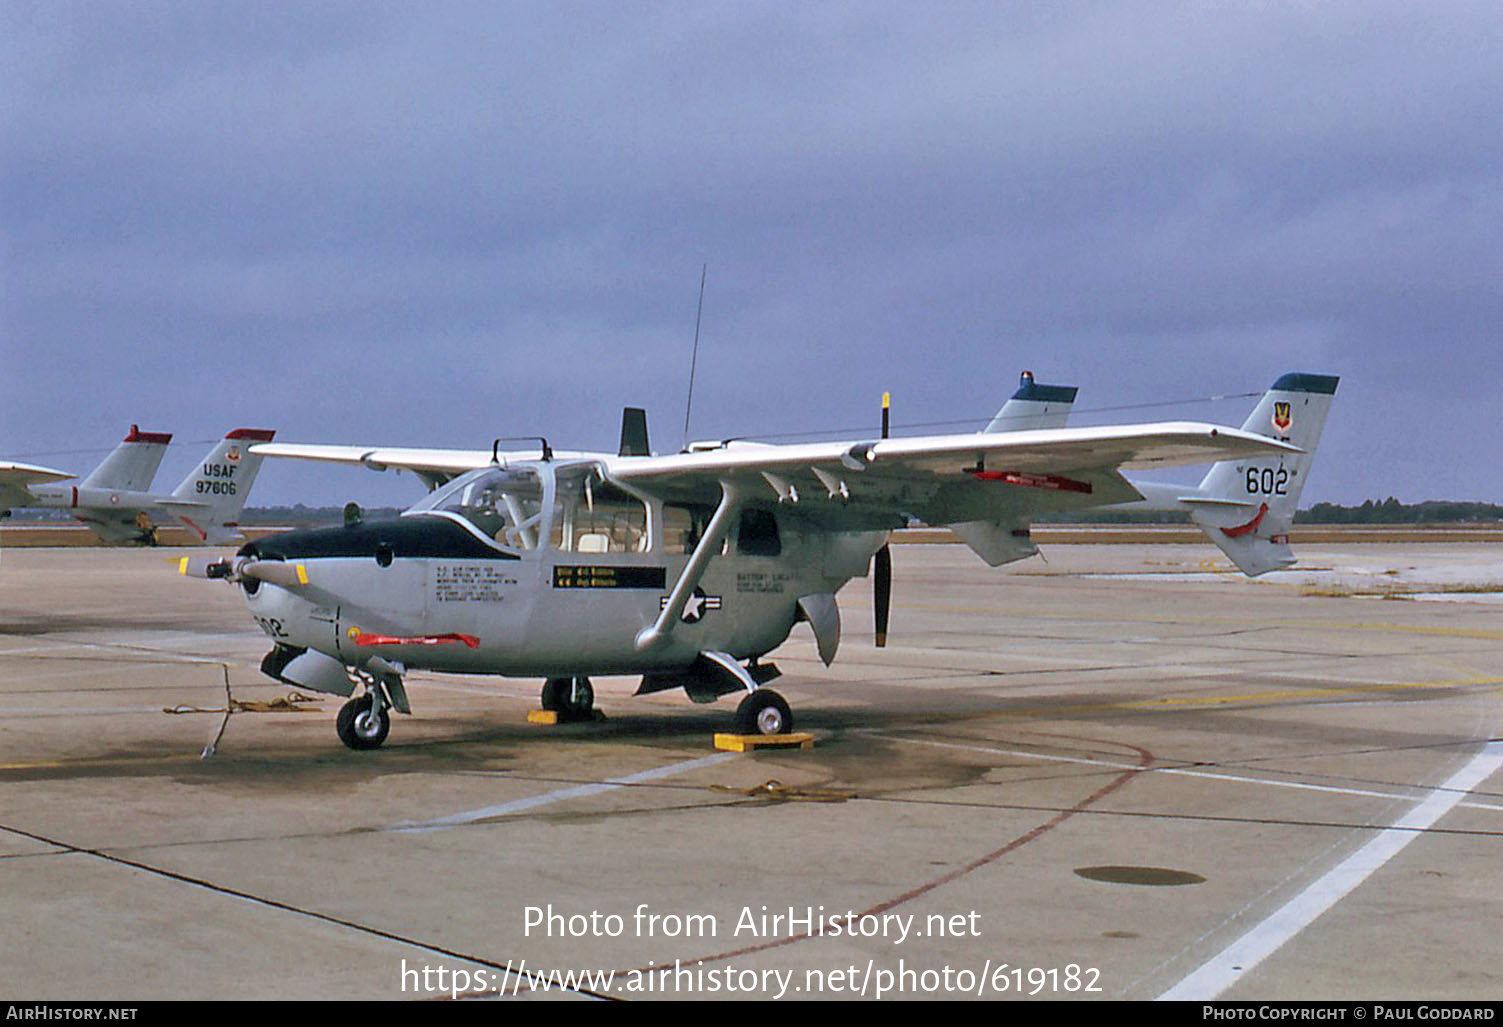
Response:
[662,587,723,623]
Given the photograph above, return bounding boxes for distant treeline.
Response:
[1296,498,1503,524]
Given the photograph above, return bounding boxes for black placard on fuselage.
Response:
[552,565,668,589]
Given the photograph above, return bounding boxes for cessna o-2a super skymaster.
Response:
[182,372,1336,749]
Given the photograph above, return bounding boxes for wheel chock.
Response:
[527,708,606,725]
[713,732,814,752]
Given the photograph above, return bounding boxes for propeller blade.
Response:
[177,555,233,579]
[241,561,309,588]
[875,389,892,647]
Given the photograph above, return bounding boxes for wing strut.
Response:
[635,480,742,651]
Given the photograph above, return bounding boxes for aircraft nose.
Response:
[244,515,523,563]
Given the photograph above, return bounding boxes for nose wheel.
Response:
[734,689,792,735]
[336,693,391,750]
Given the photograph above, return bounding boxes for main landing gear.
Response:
[541,676,595,721]
[734,689,793,736]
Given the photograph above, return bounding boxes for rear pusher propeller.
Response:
[874,391,892,647]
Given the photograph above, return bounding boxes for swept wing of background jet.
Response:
[0,459,74,511]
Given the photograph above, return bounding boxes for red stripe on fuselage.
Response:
[354,633,481,649]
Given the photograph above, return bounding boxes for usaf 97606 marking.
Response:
[181,372,1336,749]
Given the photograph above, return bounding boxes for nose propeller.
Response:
[177,553,308,588]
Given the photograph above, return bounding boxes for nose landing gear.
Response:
[336,692,390,750]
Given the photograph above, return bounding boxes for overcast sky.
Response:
[5,1,1501,509]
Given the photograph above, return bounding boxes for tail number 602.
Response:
[1246,466,1288,495]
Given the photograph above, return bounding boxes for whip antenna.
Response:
[681,263,707,451]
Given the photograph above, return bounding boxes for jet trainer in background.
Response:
[183,372,1335,750]
[1,427,276,544]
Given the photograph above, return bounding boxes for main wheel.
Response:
[541,677,594,720]
[735,689,793,735]
[566,677,594,718]
[336,694,390,750]
[541,678,571,712]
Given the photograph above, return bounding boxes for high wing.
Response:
[605,422,1300,531]
[249,443,595,490]
[251,443,513,491]
[255,421,1299,532]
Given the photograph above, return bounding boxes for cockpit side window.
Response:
[551,473,649,554]
[409,468,546,550]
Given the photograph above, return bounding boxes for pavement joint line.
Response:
[0,752,207,771]
[0,823,611,1001]
[1157,740,1503,1001]
[849,674,1501,724]
[382,752,741,833]
[874,733,1503,814]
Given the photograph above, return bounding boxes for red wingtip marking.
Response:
[1220,502,1270,538]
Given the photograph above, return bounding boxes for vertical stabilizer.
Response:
[983,371,1078,433]
[619,407,650,457]
[948,372,1081,566]
[1184,373,1339,575]
[170,429,275,543]
[79,425,173,492]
